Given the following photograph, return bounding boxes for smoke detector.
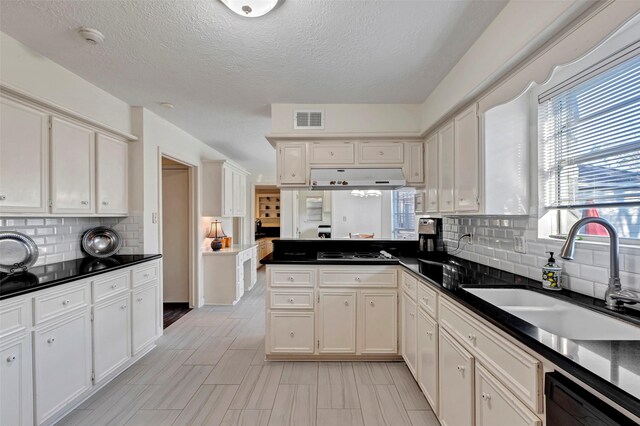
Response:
[78,27,105,45]
[159,102,175,109]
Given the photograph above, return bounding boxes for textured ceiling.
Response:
[0,0,507,178]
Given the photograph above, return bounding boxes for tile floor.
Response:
[58,268,439,426]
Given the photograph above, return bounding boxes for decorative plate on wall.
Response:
[0,231,39,273]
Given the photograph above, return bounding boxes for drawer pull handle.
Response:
[355,277,361,282]
[120,305,127,310]
[80,200,88,205]
[467,333,476,342]
[330,151,334,156]
[457,365,465,372]
[288,298,295,304]
[47,338,55,344]
[344,300,349,306]
[0,195,6,201]
[143,273,150,278]
[62,299,70,306]
[111,284,118,289]
[6,355,16,363]
[289,331,295,337]
[409,312,415,318]
[137,297,143,302]
[288,276,294,282]
[481,392,491,401]
[379,151,384,156]
[369,301,375,307]
[102,201,109,206]
[426,331,433,336]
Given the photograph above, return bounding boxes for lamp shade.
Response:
[206,221,226,239]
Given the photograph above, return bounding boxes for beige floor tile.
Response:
[81,384,152,426]
[251,343,267,365]
[353,362,394,385]
[128,349,195,384]
[124,409,181,425]
[231,363,284,410]
[269,384,317,426]
[230,327,265,350]
[358,384,412,426]
[407,410,440,426]
[211,318,249,337]
[184,336,235,365]
[316,409,364,426]
[388,363,430,410]
[205,349,255,384]
[174,384,239,425]
[317,362,360,409]
[221,409,271,426]
[142,365,213,409]
[280,362,318,385]
[55,409,93,426]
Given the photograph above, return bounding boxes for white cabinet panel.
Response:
[417,309,438,414]
[401,292,417,377]
[439,328,474,426]
[237,173,247,216]
[404,141,424,183]
[96,134,128,215]
[269,311,315,353]
[93,294,131,382]
[319,291,356,353]
[425,134,438,213]
[0,333,33,426]
[454,105,479,212]
[309,142,355,165]
[50,117,95,214]
[278,143,307,185]
[0,97,49,213]
[360,291,397,354]
[34,310,92,425]
[132,282,159,355]
[437,122,455,213]
[223,165,234,217]
[358,141,404,164]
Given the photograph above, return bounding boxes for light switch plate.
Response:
[514,235,526,254]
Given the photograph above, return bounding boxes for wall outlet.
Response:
[514,235,526,254]
[466,233,473,245]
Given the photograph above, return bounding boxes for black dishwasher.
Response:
[545,372,636,426]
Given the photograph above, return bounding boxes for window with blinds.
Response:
[538,49,640,210]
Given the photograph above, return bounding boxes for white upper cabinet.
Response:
[0,97,49,214]
[437,122,455,213]
[50,117,95,214]
[203,161,249,217]
[309,142,355,165]
[223,165,234,217]
[425,134,438,213]
[358,141,404,164]
[404,141,424,184]
[278,142,307,185]
[454,105,479,212]
[96,134,128,215]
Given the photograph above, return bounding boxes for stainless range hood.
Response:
[310,168,406,190]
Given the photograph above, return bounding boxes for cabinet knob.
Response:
[0,195,6,201]
[481,392,491,401]
[102,201,109,206]
[415,172,419,176]
[409,312,415,318]
[81,200,88,205]
[446,200,451,204]
[344,300,349,306]
[430,201,436,205]
[457,365,465,372]
[144,273,150,278]
[459,198,464,202]
[120,305,127,310]
[288,298,295,304]
[369,301,375,307]
[137,297,143,302]
[291,173,296,177]
[467,333,476,342]
[330,151,334,156]
[111,284,118,289]
[62,299,70,306]
[47,338,55,344]
[426,331,433,336]
[355,277,361,282]
[289,331,295,337]
[422,297,429,304]
[288,276,294,282]
[6,355,16,363]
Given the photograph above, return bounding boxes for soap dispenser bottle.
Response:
[542,252,562,291]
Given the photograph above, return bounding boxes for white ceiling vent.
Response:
[294,110,324,130]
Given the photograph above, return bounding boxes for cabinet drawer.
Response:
[93,271,129,303]
[270,290,314,309]
[268,311,315,354]
[0,297,29,337]
[34,282,90,325]
[440,298,542,412]
[358,142,404,164]
[309,143,355,164]
[319,267,397,288]
[417,281,438,318]
[270,268,315,287]
[131,263,159,287]
[401,271,417,299]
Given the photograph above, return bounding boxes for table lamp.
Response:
[206,220,226,251]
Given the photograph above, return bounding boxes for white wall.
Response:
[330,191,392,239]
[0,32,132,133]
[298,191,330,238]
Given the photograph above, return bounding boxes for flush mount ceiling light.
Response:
[159,102,175,109]
[219,0,284,18]
[77,27,105,45]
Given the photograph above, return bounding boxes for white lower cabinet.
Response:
[476,363,541,426]
[417,308,438,415]
[34,309,92,425]
[0,332,33,426]
[401,292,418,376]
[318,290,357,353]
[360,291,397,354]
[439,327,474,426]
[93,293,131,382]
[132,282,160,355]
[269,311,315,353]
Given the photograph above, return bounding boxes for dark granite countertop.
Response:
[263,250,640,418]
[0,254,162,300]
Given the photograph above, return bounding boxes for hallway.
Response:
[59,269,438,426]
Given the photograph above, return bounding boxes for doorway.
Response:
[161,156,192,328]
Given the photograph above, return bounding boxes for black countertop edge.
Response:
[0,254,162,300]
[261,257,401,266]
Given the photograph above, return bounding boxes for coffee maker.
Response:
[418,218,443,254]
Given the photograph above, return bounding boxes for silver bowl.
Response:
[82,227,122,258]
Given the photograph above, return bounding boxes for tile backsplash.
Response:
[443,216,640,301]
[0,213,143,266]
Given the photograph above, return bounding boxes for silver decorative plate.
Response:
[0,231,39,273]
[82,226,122,258]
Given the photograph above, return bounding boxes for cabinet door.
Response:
[232,171,241,216]
[269,311,315,353]
[96,134,128,215]
[278,143,307,185]
[235,173,247,217]
[454,105,479,212]
[309,142,355,165]
[34,310,92,425]
[93,294,131,382]
[360,291,397,354]
[223,166,234,216]
[425,134,439,213]
[51,117,95,214]
[319,291,356,353]
[438,122,455,213]
[476,364,541,426]
[404,142,424,183]
[417,309,438,414]
[0,97,49,213]
[401,292,418,377]
[0,333,33,426]
[358,141,404,164]
[439,328,474,426]
[132,283,159,354]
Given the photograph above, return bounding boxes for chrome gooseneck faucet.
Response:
[560,217,640,311]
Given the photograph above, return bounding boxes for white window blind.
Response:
[539,50,640,209]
